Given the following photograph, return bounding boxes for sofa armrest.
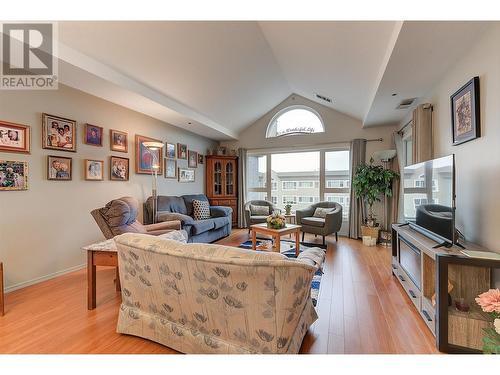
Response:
[210,206,232,218]
[296,247,326,272]
[144,220,182,232]
[157,212,195,226]
[325,207,343,233]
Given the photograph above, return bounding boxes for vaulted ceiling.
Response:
[35,21,492,139]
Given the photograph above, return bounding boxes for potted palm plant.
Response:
[352,158,399,240]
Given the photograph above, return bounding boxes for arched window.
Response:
[266,105,325,138]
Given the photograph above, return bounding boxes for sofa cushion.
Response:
[301,216,325,227]
[191,219,215,235]
[313,207,333,218]
[212,216,230,230]
[183,194,209,216]
[156,196,188,215]
[193,199,211,220]
[250,204,270,216]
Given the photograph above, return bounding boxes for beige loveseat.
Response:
[114,233,325,354]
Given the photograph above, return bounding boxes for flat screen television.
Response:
[403,155,456,245]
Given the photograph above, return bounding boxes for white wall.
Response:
[418,24,500,253]
[0,84,217,290]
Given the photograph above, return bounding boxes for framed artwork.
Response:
[110,156,129,181]
[0,160,28,191]
[164,159,177,179]
[188,150,198,168]
[198,154,204,164]
[42,113,77,152]
[110,129,128,153]
[0,120,30,154]
[166,142,176,159]
[177,143,187,159]
[47,155,72,181]
[178,168,195,183]
[84,159,104,181]
[135,135,163,175]
[84,124,103,147]
[451,76,480,146]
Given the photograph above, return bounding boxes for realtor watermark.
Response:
[1,22,58,90]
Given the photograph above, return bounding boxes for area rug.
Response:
[239,239,325,306]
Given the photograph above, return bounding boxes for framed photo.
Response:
[451,76,480,146]
[47,155,72,181]
[110,156,129,181]
[42,113,77,152]
[166,142,176,159]
[84,159,104,181]
[135,135,163,174]
[188,150,198,168]
[178,168,195,183]
[110,129,128,153]
[177,143,187,159]
[84,124,103,147]
[0,160,28,191]
[198,154,204,164]
[0,120,30,154]
[164,159,177,179]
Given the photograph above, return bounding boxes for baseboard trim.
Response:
[4,263,86,293]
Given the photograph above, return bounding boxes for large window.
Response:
[266,106,325,138]
[247,148,351,235]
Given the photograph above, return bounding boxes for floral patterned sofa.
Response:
[114,233,325,354]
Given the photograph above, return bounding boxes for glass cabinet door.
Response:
[214,161,222,195]
[225,160,234,196]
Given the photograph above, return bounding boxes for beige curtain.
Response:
[237,148,248,228]
[390,132,403,225]
[348,139,367,239]
[412,104,433,164]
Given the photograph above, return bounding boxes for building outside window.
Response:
[282,181,297,190]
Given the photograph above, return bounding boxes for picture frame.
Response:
[164,159,177,179]
[178,168,195,183]
[135,135,163,175]
[0,160,28,191]
[177,143,188,159]
[188,150,198,168]
[110,156,129,181]
[451,76,480,146]
[198,154,204,164]
[84,159,104,181]
[110,129,128,153]
[0,120,31,154]
[47,155,72,181]
[42,113,77,152]
[165,142,176,159]
[83,123,103,147]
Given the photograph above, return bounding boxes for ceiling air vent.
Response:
[396,98,417,110]
[315,93,332,103]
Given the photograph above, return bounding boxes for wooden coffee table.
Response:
[250,223,302,256]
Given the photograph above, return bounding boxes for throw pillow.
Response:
[193,199,211,220]
[250,204,270,216]
[313,207,333,218]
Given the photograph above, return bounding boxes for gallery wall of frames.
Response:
[0,85,217,291]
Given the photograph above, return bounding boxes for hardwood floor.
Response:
[0,230,439,354]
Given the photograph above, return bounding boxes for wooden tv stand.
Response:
[391,224,500,353]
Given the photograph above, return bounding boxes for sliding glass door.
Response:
[246,148,351,236]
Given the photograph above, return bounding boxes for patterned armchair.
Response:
[114,233,325,353]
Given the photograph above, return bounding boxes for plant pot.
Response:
[268,223,286,230]
[361,225,380,243]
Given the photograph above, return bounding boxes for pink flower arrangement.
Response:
[475,288,500,314]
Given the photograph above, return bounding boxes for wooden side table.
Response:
[0,262,4,316]
[250,223,302,257]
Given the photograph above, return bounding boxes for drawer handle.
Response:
[398,275,406,282]
[409,290,416,299]
[422,309,433,322]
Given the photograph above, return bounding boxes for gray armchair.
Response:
[296,202,342,245]
[244,200,277,231]
[91,196,181,239]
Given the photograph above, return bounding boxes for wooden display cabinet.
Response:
[205,155,238,226]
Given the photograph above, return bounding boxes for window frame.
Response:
[266,105,325,138]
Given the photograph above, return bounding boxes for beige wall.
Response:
[418,24,500,254]
[0,84,217,290]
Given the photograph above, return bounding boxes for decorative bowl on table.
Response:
[266,212,286,229]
